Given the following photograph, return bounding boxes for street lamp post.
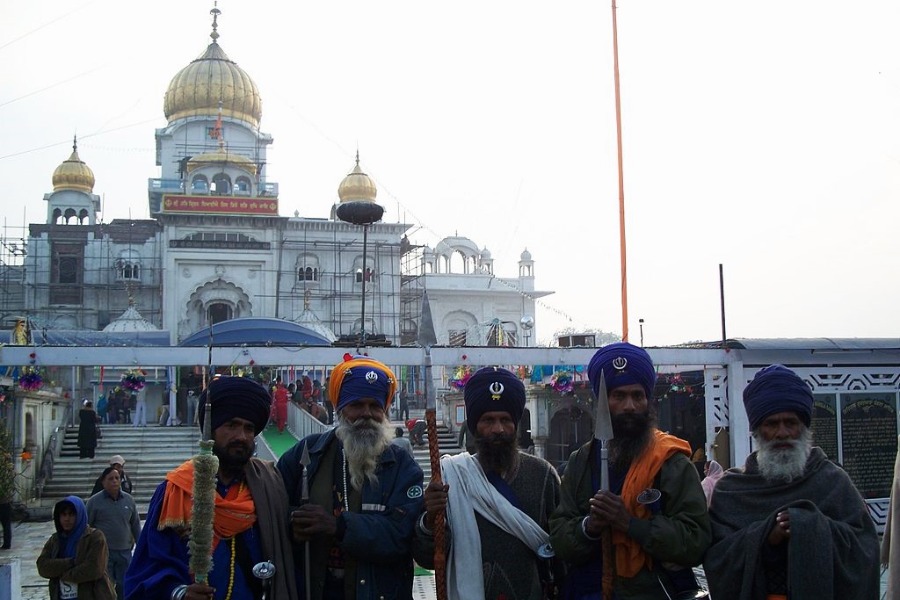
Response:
[520,315,534,347]
[336,201,384,350]
[639,318,645,347]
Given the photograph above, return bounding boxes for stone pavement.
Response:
[2,518,888,599]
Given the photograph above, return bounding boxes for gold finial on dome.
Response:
[210,3,221,43]
[52,135,95,193]
[337,151,377,203]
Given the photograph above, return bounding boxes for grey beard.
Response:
[754,426,813,483]
[335,417,394,491]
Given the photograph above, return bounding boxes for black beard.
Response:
[214,440,255,477]
[476,432,519,474]
[611,411,652,439]
[608,412,652,470]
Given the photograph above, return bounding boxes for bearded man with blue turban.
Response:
[125,376,298,600]
[278,356,424,600]
[703,364,879,600]
[413,366,562,600]
[549,342,711,599]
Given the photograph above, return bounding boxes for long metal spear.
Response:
[594,370,615,600]
[418,291,447,600]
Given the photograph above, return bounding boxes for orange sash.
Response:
[612,430,691,578]
[158,461,257,551]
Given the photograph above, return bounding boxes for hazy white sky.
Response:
[3,0,900,346]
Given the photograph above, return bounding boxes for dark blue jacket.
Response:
[278,429,424,600]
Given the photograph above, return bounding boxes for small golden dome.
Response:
[163,9,262,128]
[52,138,95,193]
[337,154,377,203]
[187,150,258,175]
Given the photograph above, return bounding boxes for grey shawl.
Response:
[882,435,900,597]
[704,447,879,600]
[245,458,299,600]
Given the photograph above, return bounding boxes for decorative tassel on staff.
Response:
[188,327,219,583]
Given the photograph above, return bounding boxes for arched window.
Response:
[52,208,62,224]
[115,250,142,281]
[235,176,252,196]
[212,173,231,195]
[63,208,77,224]
[191,175,209,194]
[296,254,321,282]
[78,209,89,224]
[207,303,232,325]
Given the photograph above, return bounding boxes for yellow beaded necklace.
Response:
[224,536,236,600]
[222,480,244,600]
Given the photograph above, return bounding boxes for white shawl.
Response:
[441,452,550,600]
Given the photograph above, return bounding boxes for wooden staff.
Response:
[417,290,446,599]
[423,346,447,600]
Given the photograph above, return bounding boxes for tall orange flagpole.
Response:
[612,0,629,342]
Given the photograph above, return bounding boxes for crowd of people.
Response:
[33,346,887,599]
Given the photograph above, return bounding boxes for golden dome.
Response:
[337,154,377,202]
[163,9,262,128]
[52,138,95,193]
[187,150,258,175]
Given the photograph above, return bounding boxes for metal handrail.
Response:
[35,403,73,499]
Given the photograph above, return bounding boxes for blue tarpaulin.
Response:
[179,317,332,347]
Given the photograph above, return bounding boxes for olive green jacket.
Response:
[549,438,711,599]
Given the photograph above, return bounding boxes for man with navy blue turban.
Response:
[414,366,562,600]
[550,342,711,599]
[125,376,298,600]
[704,364,879,600]
[278,356,424,600]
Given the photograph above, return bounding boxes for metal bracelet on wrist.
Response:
[171,584,188,600]
[581,516,602,541]
[417,512,434,536]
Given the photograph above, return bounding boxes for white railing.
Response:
[287,402,330,440]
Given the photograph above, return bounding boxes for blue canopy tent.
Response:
[179,317,333,347]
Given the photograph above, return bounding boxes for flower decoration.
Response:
[121,369,146,391]
[550,370,574,394]
[19,366,43,391]
[449,365,473,390]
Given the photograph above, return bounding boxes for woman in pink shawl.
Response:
[701,460,724,506]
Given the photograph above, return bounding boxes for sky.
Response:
[2,0,900,347]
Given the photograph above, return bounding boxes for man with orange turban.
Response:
[278,355,424,600]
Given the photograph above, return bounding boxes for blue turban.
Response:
[743,364,813,430]
[587,342,657,399]
[328,356,397,413]
[464,367,525,434]
[198,376,272,435]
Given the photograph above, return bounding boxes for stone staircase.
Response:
[41,424,200,512]
[411,423,466,480]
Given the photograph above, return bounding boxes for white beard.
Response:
[335,416,394,491]
[754,426,813,483]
